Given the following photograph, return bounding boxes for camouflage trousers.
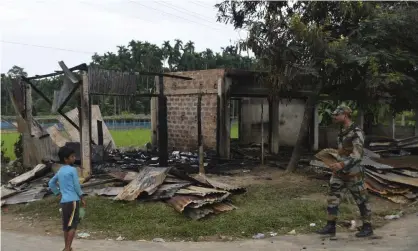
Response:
[327,173,372,224]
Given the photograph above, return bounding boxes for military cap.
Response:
[332,105,352,116]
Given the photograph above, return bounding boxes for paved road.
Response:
[2,215,417,251]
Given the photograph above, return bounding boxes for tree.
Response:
[216,1,418,172]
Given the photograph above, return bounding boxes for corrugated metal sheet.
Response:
[391,169,418,178]
[8,164,49,187]
[167,193,230,213]
[109,171,139,182]
[4,187,47,205]
[183,202,237,220]
[88,66,137,95]
[175,185,230,197]
[146,182,191,201]
[94,187,124,196]
[189,175,246,194]
[361,157,393,170]
[367,169,418,188]
[114,166,170,201]
[373,156,418,170]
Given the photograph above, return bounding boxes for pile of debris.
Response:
[1,163,246,220]
[311,140,418,204]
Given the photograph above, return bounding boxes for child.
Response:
[49,146,86,251]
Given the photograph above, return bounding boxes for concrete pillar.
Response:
[356,109,364,130]
[268,98,279,154]
[312,104,319,151]
[388,115,396,139]
[414,109,418,136]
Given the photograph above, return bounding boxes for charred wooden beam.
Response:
[89,92,158,97]
[197,93,204,174]
[27,63,87,80]
[21,76,80,131]
[158,75,168,167]
[97,120,103,146]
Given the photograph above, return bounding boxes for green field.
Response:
[1,123,238,160]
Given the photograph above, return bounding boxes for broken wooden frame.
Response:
[19,62,193,176]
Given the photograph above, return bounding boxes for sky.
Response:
[0,0,246,76]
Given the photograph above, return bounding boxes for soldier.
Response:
[317,105,373,238]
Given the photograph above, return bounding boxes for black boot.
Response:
[355,223,373,238]
[317,221,336,236]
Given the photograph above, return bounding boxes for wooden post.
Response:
[414,109,418,136]
[261,100,264,165]
[97,120,103,145]
[158,75,168,166]
[197,93,204,174]
[388,115,396,139]
[312,104,319,151]
[217,77,231,159]
[237,99,242,141]
[80,73,91,178]
[23,82,38,167]
[151,76,158,147]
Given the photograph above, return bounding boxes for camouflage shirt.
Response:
[337,123,365,175]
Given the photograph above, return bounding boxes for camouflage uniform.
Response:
[327,106,372,224]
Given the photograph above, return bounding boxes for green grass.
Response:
[7,181,350,240]
[1,124,239,160]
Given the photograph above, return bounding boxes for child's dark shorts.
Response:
[61,201,80,232]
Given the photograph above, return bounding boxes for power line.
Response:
[0,40,95,54]
[190,0,215,9]
[127,0,222,31]
[156,0,218,25]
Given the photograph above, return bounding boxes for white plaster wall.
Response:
[240,98,306,146]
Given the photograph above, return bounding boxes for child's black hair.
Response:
[58,146,75,162]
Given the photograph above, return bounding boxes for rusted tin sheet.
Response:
[167,193,230,213]
[146,182,191,201]
[360,157,393,170]
[9,164,49,187]
[367,170,418,188]
[183,202,237,220]
[391,169,418,178]
[189,174,246,194]
[211,202,237,213]
[115,166,171,201]
[373,156,418,170]
[382,195,410,204]
[4,187,47,205]
[109,171,139,182]
[396,136,418,148]
[175,185,230,197]
[314,149,339,167]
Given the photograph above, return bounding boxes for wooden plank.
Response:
[80,73,91,178]
[114,166,171,201]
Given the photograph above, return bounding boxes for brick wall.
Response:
[163,69,225,151]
